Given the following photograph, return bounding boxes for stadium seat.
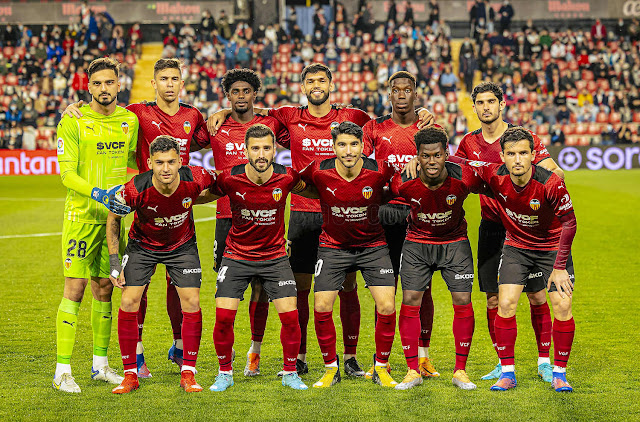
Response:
[577,136,590,146]
[445,91,457,104]
[290,62,303,74]
[338,62,349,73]
[587,80,597,92]
[339,72,349,83]
[537,124,549,135]
[587,123,601,135]
[568,61,579,72]
[633,112,640,123]
[518,102,530,113]
[596,112,608,123]
[374,44,385,54]
[562,124,575,136]
[15,46,26,59]
[363,71,374,83]
[278,44,291,55]
[264,93,277,106]
[339,83,349,93]
[575,123,587,135]
[565,136,579,146]
[0,75,4,86]
[557,61,568,72]
[433,102,445,114]
[352,72,362,83]
[598,79,610,91]
[362,33,372,43]
[6,74,18,86]
[313,53,324,62]
[3,46,14,57]
[609,112,622,124]
[527,92,538,104]
[575,80,586,91]
[352,82,363,93]
[582,69,594,81]
[363,44,372,54]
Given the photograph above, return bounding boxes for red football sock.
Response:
[453,303,475,371]
[249,300,269,343]
[339,286,360,355]
[181,310,202,368]
[213,308,237,372]
[553,318,575,368]
[486,306,499,355]
[137,285,149,341]
[375,311,396,364]
[399,304,420,371]
[494,314,517,367]
[297,289,310,355]
[279,310,301,372]
[418,288,434,348]
[314,310,337,365]
[118,309,138,371]
[530,302,552,358]
[166,274,183,341]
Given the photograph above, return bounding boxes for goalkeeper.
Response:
[53,57,138,393]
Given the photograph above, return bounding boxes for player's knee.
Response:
[526,289,547,306]
[402,290,422,307]
[376,299,396,315]
[180,295,200,313]
[452,292,472,306]
[314,294,334,312]
[550,296,572,319]
[120,296,141,313]
[497,298,517,317]
[486,292,499,308]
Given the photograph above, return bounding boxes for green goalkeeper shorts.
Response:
[61,219,125,279]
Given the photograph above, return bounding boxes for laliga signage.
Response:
[189,149,292,170]
[552,145,640,170]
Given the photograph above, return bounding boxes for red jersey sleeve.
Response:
[190,165,217,191]
[268,106,297,126]
[273,117,291,149]
[192,112,210,149]
[532,132,551,164]
[347,108,372,127]
[544,174,574,217]
[209,170,227,197]
[380,159,396,182]
[362,120,375,157]
[454,135,470,159]
[390,172,403,197]
[460,164,490,195]
[286,167,302,190]
[299,160,316,186]
[122,178,140,210]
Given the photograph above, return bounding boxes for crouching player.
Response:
[203,124,308,392]
[107,136,217,393]
[454,127,577,392]
[391,126,486,390]
[299,122,398,388]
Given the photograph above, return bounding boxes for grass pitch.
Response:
[0,170,639,421]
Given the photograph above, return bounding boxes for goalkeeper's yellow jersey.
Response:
[56,105,138,224]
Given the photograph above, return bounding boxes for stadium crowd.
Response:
[2,0,640,150]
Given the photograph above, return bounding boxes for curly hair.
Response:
[221,68,262,95]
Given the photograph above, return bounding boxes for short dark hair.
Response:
[221,68,262,95]
[471,81,503,103]
[301,63,332,83]
[154,58,182,76]
[245,123,275,146]
[388,71,416,88]
[149,135,180,156]
[87,57,119,80]
[500,126,534,151]
[331,121,363,143]
[414,126,448,152]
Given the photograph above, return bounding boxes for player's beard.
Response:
[94,92,116,107]
[478,111,500,125]
[307,90,330,106]
[338,155,360,169]
[233,103,250,114]
[249,157,273,173]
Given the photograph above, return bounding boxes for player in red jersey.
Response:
[362,71,439,379]
[105,136,216,394]
[208,63,433,376]
[63,58,210,377]
[456,82,565,382]
[192,69,290,377]
[391,127,487,391]
[453,127,577,392]
[297,122,398,389]
[201,124,308,392]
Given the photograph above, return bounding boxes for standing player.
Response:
[208,63,433,375]
[362,71,439,379]
[204,124,308,392]
[299,122,398,388]
[456,82,564,382]
[106,136,214,394]
[54,57,138,393]
[62,58,210,377]
[455,127,577,392]
[391,127,483,391]
[191,69,291,377]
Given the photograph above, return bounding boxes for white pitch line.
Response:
[0,216,218,239]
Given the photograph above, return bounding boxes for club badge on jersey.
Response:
[362,186,373,199]
[273,188,283,202]
[121,122,129,134]
[184,121,191,135]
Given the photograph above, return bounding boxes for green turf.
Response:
[0,170,639,421]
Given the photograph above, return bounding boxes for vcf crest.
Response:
[529,199,541,211]
[272,188,283,202]
[183,121,191,135]
[446,194,457,206]
[64,258,72,270]
[121,122,129,134]
[362,186,373,199]
[182,197,193,209]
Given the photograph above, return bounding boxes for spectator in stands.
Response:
[6,103,23,125]
[550,124,565,145]
[428,0,439,28]
[498,0,514,32]
[591,18,607,42]
[200,10,215,41]
[459,50,478,93]
[439,63,458,94]
[217,10,232,39]
[403,1,414,25]
[21,100,38,128]
[387,0,398,24]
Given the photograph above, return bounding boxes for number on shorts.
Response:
[66,239,87,258]
[217,266,228,282]
[66,239,77,257]
[314,259,324,277]
[213,240,218,258]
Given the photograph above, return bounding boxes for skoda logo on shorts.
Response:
[272,188,283,202]
[446,194,457,206]
[121,122,129,134]
[529,199,541,211]
[182,197,193,209]
[362,186,373,199]
[183,120,192,134]
[64,258,72,270]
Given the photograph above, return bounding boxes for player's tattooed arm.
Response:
[61,100,85,119]
[291,180,319,199]
[416,107,435,129]
[106,212,126,288]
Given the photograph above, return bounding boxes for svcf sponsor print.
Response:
[446,194,457,206]
[529,199,541,211]
[121,122,129,134]
[182,197,193,209]
[272,188,283,202]
[183,121,191,135]
[362,186,373,199]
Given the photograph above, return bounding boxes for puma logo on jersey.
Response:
[62,320,75,327]
[326,187,337,196]
[411,198,422,206]
[499,193,508,201]
[151,121,162,130]
[298,123,307,131]
[147,205,158,212]
[221,129,230,136]
[236,192,247,200]
[382,136,392,144]
[86,125,95,133]
[473,151,481,158]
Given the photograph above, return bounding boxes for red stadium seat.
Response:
[0,75,4,86]
[290,82,300,93]
[3,46,14,57]
[557,61,568,72]
[433,102,445,114]
[609,112,621,124]
[15,46,26,59]
[562,124,575,136]
[577,136,590,146]
[537,124,549,135]
[518,102,530,113]
[598,79,610,91]
[587,123,601,135]
[575,80,586,91]
[363,44,372,54]
[339,83,349,93]
[581,70,594,81]
[596,112,608,123]
[445,91,457,104]
[351,72,362,83]
[313,53,324,62]
[340,52,348,63]
[568,61,579,71]
[633,112,640,123]
[278,44,291,54]
[338,62,349,73]
[339,72,349,83]
[586,80,597,92]
[279,54,289,64]
[527,92,539,104]
[374,43,385,54]
[565,136,579,146]
[290,62,303,74]
[569,113,577,124]
[575,123,587,135]
[362,33,372,43]
[6,74,18,86]
[352,82,363,93]
[363,71,374,82]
